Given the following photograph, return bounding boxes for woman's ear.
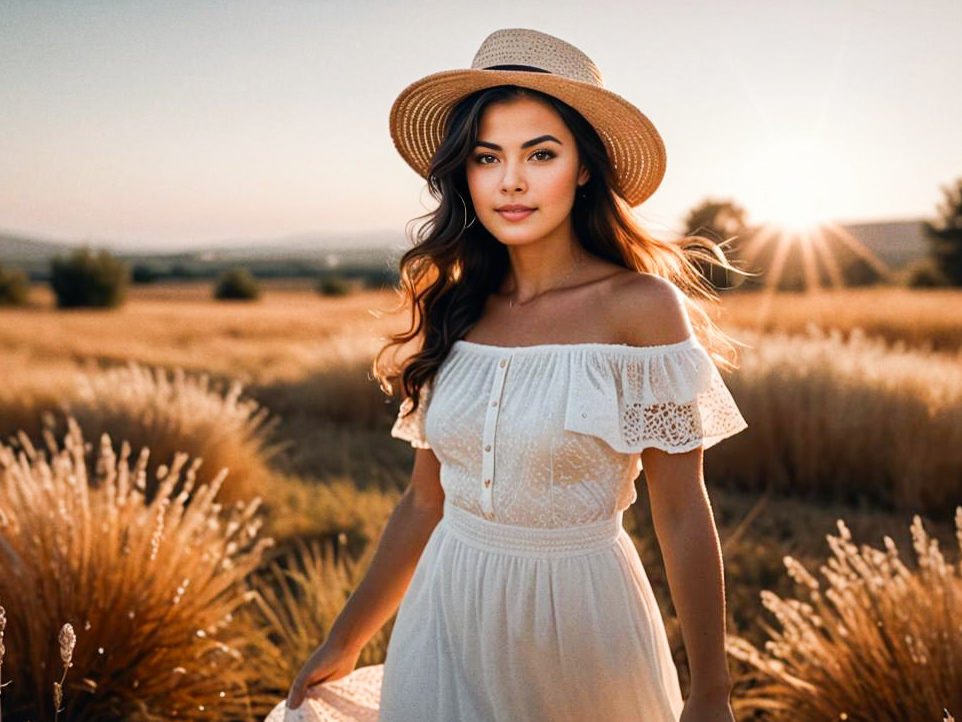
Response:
[577,165,590,187]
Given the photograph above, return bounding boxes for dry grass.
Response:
[0,420,274,721]
[726,508,962,722]
[0,284,403,384]
[707,324,962,514]
[238,536,394,714]
[261,474,399,550]
[720,287,962,354]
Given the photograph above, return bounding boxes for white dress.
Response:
[266,333,748,722]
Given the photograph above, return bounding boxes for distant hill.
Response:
[0,229,408,280]
[0,232,72,263]
[840,219,930,268]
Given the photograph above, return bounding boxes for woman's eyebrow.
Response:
[473,135,562,151]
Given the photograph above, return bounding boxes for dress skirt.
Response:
[269,499,684,722]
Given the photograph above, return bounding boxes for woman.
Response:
[269,27,749,722]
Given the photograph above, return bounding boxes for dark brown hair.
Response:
[374,85,747,421]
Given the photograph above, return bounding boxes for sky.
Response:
[1,0,960,251]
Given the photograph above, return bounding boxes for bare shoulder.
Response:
[607,272,694,347]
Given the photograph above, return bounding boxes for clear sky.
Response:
[1,0,960,251]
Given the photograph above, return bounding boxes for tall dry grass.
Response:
[727,508,962,721]
[0,419,274,721]
[720,287,962,354]
[707,325,962,514]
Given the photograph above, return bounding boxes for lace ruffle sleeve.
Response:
[563,335,748,456]
[390,381,433,449]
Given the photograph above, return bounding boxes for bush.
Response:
[902,256,952,288]
[728,510,962,721]
[0,419,274,721]
[66,362,280,504]
[0,262,29,306]
[131,262,162,284]
[317,274,353,297]
[214,267,261,301]
[356,267,401,290]
[49,247,129,309]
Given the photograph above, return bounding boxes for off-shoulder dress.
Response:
[266,333,748,722]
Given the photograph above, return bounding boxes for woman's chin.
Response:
[485,220,554,244]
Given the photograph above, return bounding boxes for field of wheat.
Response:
[1,282,960,721]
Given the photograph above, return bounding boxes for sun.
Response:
[740,135,835,234]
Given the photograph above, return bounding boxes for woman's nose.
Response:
[500,161,526,193]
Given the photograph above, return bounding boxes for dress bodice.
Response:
[391,334,748,528]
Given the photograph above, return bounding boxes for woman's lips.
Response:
[496,209,535,222]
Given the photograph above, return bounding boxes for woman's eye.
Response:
[531,150,555,161]
[474,154,497,164]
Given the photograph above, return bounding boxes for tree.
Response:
[682,198,751,289]
[923,177,962,286]
[683,198,750,244]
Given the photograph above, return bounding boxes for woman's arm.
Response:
[325,447,445,654]
[642,444,733,702]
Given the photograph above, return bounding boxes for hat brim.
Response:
[389,68,666,207]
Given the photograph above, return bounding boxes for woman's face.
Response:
[464,95,589,247]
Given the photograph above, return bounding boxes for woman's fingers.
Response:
[286,680,327,711]
[286,680,306,710]
[305,684,327,699]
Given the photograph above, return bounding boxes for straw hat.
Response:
[389,28,667,207]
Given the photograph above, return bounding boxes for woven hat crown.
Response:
[470,28,605,87]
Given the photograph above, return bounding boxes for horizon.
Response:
[1,0,960,251]
[0,214,931,256]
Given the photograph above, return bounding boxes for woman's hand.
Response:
[285,637,362,711]
[679,689,736,722]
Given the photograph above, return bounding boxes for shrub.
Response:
[49,247,129,309]
[0,419,274,721]
[0,263,29,306]
[317,274,353,297]
[214,268,260,301]
[131,262,162,284]
[902,257,952,288]
[64,362,280,504]
[727,509,962,721]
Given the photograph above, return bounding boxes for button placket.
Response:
[480,356,510,516]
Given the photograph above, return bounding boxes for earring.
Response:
[455,191,476,233]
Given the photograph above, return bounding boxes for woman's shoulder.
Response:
[604,271,694,348]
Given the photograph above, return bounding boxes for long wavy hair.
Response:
[374,85,748,421]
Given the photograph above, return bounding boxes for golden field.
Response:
[1,281,960,721]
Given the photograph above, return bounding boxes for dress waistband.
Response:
[440,499,624,558]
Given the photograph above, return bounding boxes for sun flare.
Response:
[741,135,837,234]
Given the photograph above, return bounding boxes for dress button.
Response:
[581,412,587,418]
[484,479,491,486]
[484,444,491,451]
[499,359,506,367]
[491,400,499,407]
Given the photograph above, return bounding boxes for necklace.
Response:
[507,249,585,308]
